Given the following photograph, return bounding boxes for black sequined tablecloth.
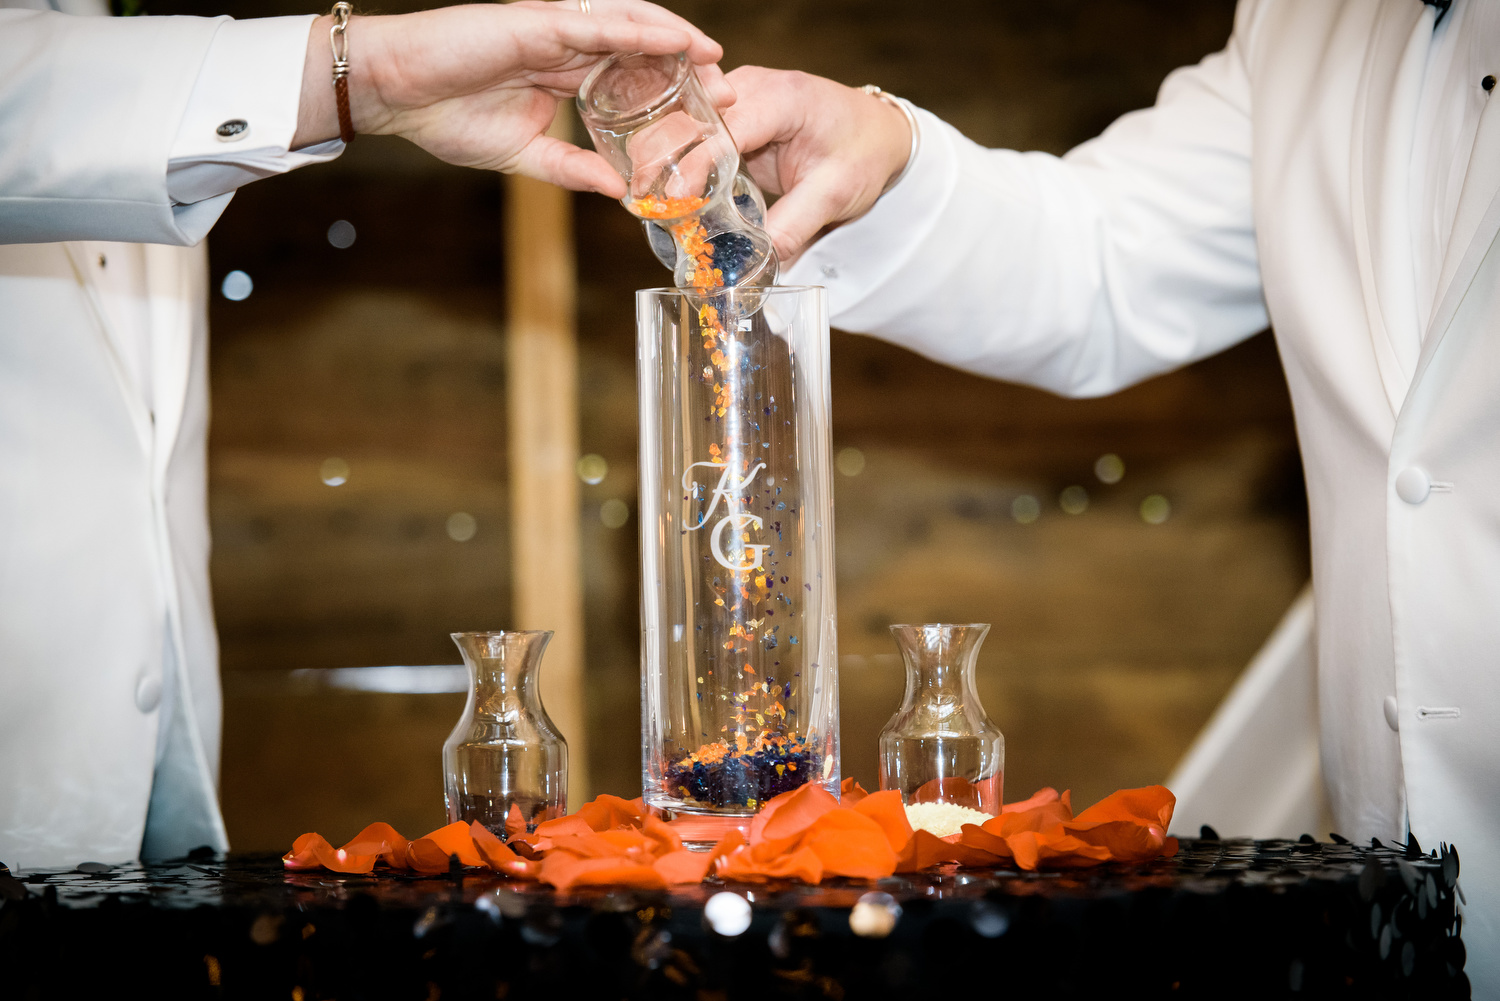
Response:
[0,837,1469,999]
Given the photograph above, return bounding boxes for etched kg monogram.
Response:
[683,460,769,572]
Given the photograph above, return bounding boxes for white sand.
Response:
[903,802,994,838]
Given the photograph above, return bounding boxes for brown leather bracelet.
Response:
[330,2,354,144]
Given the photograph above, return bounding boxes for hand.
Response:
[293,1,733,196]
[721,66,911,262]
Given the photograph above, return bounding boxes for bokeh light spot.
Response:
[319,457,349,486]
[600,498,630,529]
[849,892,901,938]
[1140,494,1171,524]
[446,512,478,541]
[1059,485,1089,514]
[576,453,608,485]
[704,891,752,937]
[836,447,866,477]
[1011,494,1041,524]
[1094,453,1125,484]
[327,219,357,249]
[220,270,253,301]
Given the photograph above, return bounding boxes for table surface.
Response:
[0,836,1469,999]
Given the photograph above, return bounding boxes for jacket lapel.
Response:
[60,243,156,457]
[1409,89,1500,394]
[142,243,195,491]
[1349,0,1436,415]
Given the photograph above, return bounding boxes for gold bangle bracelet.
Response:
[861,85,921,194]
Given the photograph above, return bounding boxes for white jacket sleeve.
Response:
[784,6,1266,399]
[0,11,335,246]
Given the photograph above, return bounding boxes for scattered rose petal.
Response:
[281,784,1177,885]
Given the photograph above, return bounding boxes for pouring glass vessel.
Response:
[577,50,778,290]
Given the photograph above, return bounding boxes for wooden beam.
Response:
[504,127,588,808]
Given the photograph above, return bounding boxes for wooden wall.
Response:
[158,0,1308,850]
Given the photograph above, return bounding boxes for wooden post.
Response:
[505,122,589,808]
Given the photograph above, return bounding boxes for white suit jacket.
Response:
[0,2,327,868]
[788,0,1500,987]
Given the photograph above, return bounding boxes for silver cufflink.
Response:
[215,119,250,142]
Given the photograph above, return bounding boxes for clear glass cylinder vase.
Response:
[637,285,838,835]
[444,630,568,839]
[878,624,1004,814]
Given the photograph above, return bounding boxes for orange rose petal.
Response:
[403,822,486,873]
[951,824,1013,860]
[505,804,527,842]
[469,822,514,862]
[282,832,326,869]
[541,853,666,891]
[576,794,648,832]
[469,822,541,879]
[705,829,747,876]
[1063,819,1167,862]
[745,789,790,845]
[980,798,1073,838]
[340,821,405,853]
[752,784,839,859]
[284,833,375,873]
[851,790,913,856]
[530,814,595,849]
[339,822,411,869]
[718,844,825,884]
[533,814,595,839]
[803,809,898,879]
[286,783,1179,881]
[542,829,650,861]
[912,776,984,809]
[897,828,972,872]
[1000,787,1061,814]
[421,821,487,865]
[839,778,870,805]
[507,838,542,860]
[1071,785,1176,830]
[1006,830,1044,871]
[653,849,714,885]
[641,816,684,855]
[1032,833,1114,869]
[912,828,1002,869]
[406,840,460,874]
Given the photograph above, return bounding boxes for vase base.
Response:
[648,806,753,851]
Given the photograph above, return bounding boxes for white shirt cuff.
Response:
[167,15,343,207]
[783,106,956,321]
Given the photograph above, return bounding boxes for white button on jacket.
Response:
[789,0,1500,989]
[1394,467,1432,504]
[135,674,163,715]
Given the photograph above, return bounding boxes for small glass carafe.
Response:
[878,624,1004,814]
[444,630,567,838]
[577,51,778,290]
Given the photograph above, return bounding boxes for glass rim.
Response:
[450,629,554,640]
[636,284,824,297]
[576,51,691,128]
[888,622,992,630]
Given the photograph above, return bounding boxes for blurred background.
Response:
[152,0,1308,850]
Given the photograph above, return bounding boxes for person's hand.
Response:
[293,0,733,196]
[721,66,911,263]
